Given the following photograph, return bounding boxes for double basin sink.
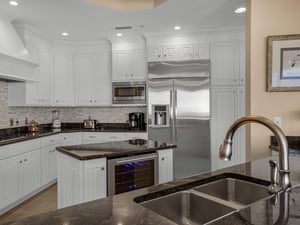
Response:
[134,173,273,225]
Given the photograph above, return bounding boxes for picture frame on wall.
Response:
[267,34,300,91]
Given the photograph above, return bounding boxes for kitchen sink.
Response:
[141,191,236,225]
[135,173,273,224]
[193,177,271,207]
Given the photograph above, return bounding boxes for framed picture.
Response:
[267,34,300,91]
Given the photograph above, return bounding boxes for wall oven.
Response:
[112,82,146,105]
[107,153,158,195]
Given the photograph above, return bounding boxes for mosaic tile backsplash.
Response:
[0,80,146,129]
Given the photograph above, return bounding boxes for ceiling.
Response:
[0,0,246,42]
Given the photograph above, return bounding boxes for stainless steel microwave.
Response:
[112,82,146,105]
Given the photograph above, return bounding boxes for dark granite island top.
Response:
[56,139,176,160]
[4,155,300,225]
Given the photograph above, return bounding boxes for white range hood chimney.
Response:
[0,14,38,82]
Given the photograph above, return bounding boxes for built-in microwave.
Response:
[112,82,146,105]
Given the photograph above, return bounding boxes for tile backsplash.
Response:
[0,80,146,129]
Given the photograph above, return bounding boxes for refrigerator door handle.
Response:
[170,90,174,139]
[174,89,178,142]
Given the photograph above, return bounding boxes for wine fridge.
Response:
[107,153,158,195]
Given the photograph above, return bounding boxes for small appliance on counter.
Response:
[84,116,97,129]
[129,112,145,130]
[52,110,61,130]
[28,120,39,133]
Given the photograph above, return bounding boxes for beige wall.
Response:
[247,0,300,159]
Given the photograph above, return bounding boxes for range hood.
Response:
[0,14,38,82]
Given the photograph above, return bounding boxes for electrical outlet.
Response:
[274,117,282,128]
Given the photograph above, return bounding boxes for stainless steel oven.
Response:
[107,153,158,195]
[112,82,146,105]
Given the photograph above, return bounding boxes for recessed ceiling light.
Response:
[174,26,181,30]
[235,7,246,14]
[9,1,18,6]
[61,32,69,36]
[116,33,123,37]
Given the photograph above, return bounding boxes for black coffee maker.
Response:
[129,112,145,130]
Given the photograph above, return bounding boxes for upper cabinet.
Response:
[210,41,244,86]
[53,44,75,106]
[74,43,112,106]
[8,28,53,107]
[147,43,210,62]
[111,37,147,82]
[112,49,146,81]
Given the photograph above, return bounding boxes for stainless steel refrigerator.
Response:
[147,60,211,179]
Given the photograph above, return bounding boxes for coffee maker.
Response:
[129,112,145,130]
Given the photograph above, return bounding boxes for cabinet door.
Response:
[53,52,74,106]
[148,45,163,62]
[130,50,147,81]
[94,54,112,106]
[61,133,83,146]
[74,53,95,106]
[194,43,210,59]
[112,51,131,81]
[177,44,194,60]
[158,149,173,184]
[0,156,20,209]
[163,45,177,61]
[37,49,53,105]
[84,158,106,201]
[20,150,41,196]
[211,41,239,85]
[41,146,57,185]
[210,86,243,170]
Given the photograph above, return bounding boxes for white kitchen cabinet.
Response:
[40,135,60,185]
[148,43,210,62]
[57,152,106,208]
[148,45,177,62]
[8,35,53,106]
[53,49,75,106]
[0,139,41,212]
[211,41,242,86]
[74,49,112,106]
[61,133,83,146]
[112,49,147,81]
[126,132,148,140]
[157,149,173,184]
[210,86,245,171]
[194,43,210,59]
[82,132,128,144]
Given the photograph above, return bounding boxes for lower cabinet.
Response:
[157,149,173,184]
[0,149,40,212]
[40,135,60,185]
[57,152,106,209]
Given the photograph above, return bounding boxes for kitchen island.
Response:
[3,154,300,225]
[56,139,176,208]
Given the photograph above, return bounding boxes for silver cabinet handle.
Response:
[24,158,27,162]
[89,136,96,138]
[19,160,23,163]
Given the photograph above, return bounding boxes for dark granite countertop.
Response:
[3,155,300,225]
[56,139,176,160]
[0,128,147,147]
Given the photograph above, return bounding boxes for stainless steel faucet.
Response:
[219,115,291,192]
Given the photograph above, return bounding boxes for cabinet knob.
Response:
[241,78,245,82]
[158,55,161,57]
[64,137,67,140]
[94,100,97,103]
[19,160,23,163]
[56,100,59,103]
[164,54,167,57]
[101,167,105,171]
[90,100,93,102]
[161,157,165,161]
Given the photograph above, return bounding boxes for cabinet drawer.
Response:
[0,139,40,160]
[61,133,82,146]
[40,134,60,148]
[126,133,148,140]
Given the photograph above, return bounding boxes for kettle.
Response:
[28,120,39,133]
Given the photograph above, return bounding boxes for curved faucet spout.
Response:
[219,115,291,191]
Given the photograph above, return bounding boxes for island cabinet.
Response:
[157,149,173,184]
[57,152,106,209]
